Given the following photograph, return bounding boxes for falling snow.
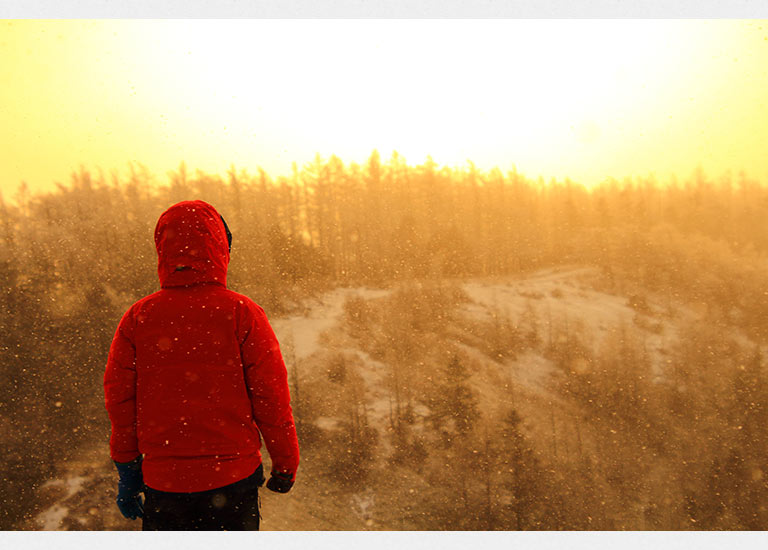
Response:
[3,163,768,531]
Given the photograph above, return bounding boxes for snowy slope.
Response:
[27,266,707,530]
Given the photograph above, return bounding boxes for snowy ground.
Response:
[29,266,702,530]
[37,476,88,530]
[271,287,390,361]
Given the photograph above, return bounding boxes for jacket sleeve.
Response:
[240,302,300,480]
[104,307,141,463]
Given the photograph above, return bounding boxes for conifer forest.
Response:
[2,152,768,530]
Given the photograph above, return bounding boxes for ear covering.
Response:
[220,215,232,253]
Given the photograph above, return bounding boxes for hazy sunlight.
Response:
[2,19,767,195]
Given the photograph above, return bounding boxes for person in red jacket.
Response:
[104,200,299,530]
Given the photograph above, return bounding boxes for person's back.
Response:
[104,200,299,529]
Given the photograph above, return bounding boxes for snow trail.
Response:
[271,287,389,360]
[36,475,90,530]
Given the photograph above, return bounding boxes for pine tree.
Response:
[498,408,546,529]
[428,355,479,435]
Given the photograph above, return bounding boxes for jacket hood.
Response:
[154,200,230,288]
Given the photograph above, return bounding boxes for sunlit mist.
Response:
[4,17,768,533]
[1,19,768,195]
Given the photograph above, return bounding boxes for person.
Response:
[104,199,299,530]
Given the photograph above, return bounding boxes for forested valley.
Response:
[2,151,768,530]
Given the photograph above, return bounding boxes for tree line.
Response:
[1,151,767,528]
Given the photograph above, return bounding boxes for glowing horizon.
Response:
[1,19,768,196]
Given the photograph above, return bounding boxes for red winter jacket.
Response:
[104,200,299,492]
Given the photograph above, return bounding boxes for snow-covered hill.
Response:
[27,265,745,530]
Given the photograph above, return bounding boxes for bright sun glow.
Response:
[1,19,767,194]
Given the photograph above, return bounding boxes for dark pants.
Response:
[142,464,265,531]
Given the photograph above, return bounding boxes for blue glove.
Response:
[114,456,144,520]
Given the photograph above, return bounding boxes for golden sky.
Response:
[1,19,767,196]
